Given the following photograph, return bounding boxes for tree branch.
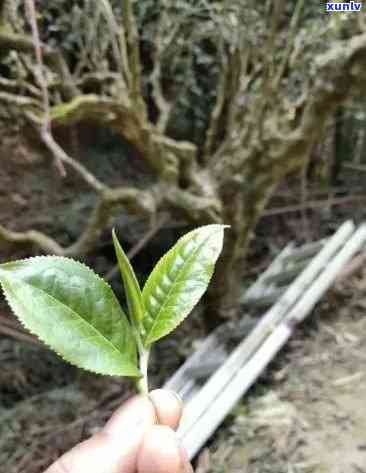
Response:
[0,30,35,52]
[0,91,41,108]
[271,32,366,174]
[40,131,107,193]
[0,31,78,99]
[64,188,156,256]
[25,0,66,177]
[105,214,169,281]
[203,39,229,161]
[0,225,64,254]
[150,2,181,132]
[99,0,129,90]
[273,0,306,89]
[0,186,156,257]
[122,0,146,117]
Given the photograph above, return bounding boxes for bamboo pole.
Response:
[286,224,366,325]
[265,261,308,285]
[242,243,294,300]
[165,244,294,400]
[243,287,286,308]
[178,221,354,442]
[182,223,366,459]
[282,239,326,263]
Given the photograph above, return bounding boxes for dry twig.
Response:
[25,0,66,177]
[263,195,366,217]
[105,214,169,281]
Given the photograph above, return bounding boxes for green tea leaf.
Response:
[0,257,140,377]
[142,224,227,345]
[112,230,145,332]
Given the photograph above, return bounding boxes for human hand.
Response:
[46,389,193,473]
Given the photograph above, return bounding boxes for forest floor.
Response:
[201,274,366,473]
[1,139,366,472]
[1,254,366,473]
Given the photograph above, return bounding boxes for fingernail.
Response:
[167,389,183,407]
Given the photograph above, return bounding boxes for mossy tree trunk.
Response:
[1,3,366,326]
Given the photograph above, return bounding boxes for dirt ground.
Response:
[198,275,366,473]
[1,137,366,472]
[1,262,366,472]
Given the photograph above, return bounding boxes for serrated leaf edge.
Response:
[143,225,226,345]
[0,278,141,377]
[1,255,122,297]
[0,256,132,326]
[0,256,141,378]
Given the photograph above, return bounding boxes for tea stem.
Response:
[136,347,150,395]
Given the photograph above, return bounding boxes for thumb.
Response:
[46,395,156,473]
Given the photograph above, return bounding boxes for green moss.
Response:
[50,95,100,125]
